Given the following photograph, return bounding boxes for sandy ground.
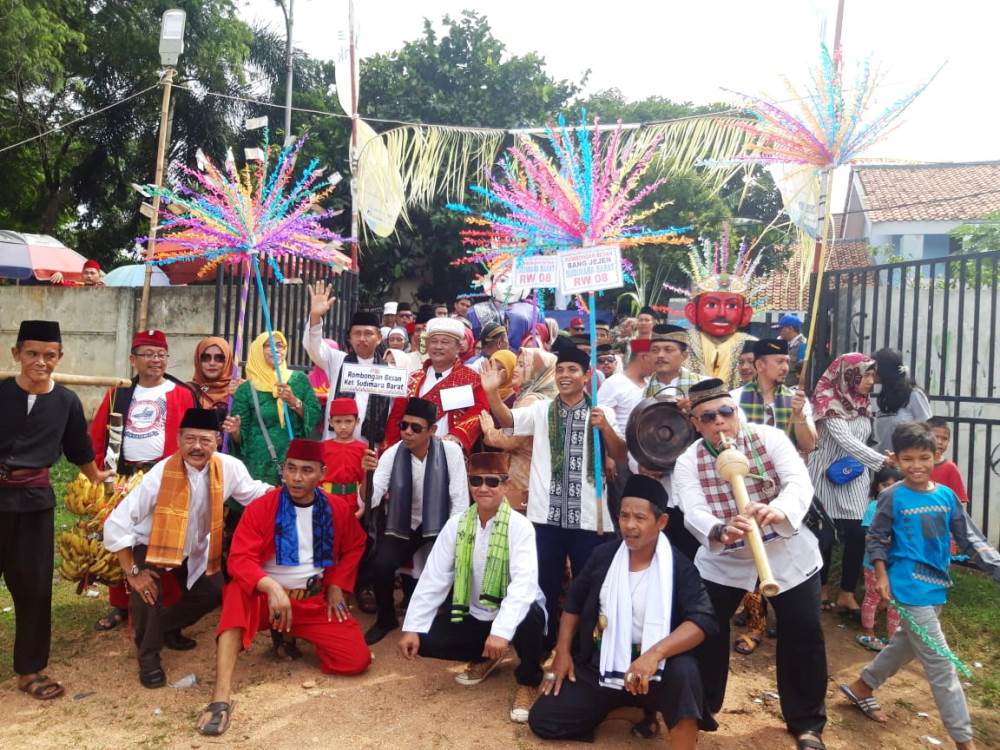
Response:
[1,604,998,750]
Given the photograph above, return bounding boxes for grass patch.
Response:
[940,566,1000,707]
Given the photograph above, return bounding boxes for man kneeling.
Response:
[398,452,546,723]
[197,439,370,736]
[528,475,717,747]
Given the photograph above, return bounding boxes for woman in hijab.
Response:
[224,332,322,485]
[490,348,519,405]
[189,337,240,423]
[871,348,932,452]
[808,353,888,613]
[478,347,558,511]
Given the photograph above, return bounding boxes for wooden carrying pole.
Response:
[0,372,131,388]
[715,443,780,596]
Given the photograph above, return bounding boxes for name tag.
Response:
[440,384,474,412]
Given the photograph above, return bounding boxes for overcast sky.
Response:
[243,0,999,205]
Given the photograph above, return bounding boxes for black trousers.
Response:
[529,655,705,741]
[0,509,54,675]
[419,603,547,686]
[372,527,428,628]
[820,518,866,592]
[130,545,223,671]
[696,572,827,736]
[534,524,606,650]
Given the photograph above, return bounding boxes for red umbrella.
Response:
[0,231,88,282]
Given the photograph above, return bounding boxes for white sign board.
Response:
[339,362,409,398]
[559,244,623,294]
[511,255,560,290]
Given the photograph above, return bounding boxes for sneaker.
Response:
[855,634,887,652]
[510,684,535,723]
[455,657,501,686]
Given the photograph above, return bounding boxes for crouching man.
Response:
[197,439,370,737]
[398,452,546,723]
[528,475,717,747]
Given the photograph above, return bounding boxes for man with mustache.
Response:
[90,329,198,632]
[644,324,706,402]
[2,320,113,700]
[102,408,272,688]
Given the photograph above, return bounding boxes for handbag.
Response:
[825,455,866,485]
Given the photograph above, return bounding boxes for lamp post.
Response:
[139,9,185,330]
[279,0,295,140]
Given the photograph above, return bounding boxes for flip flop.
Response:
[94,608,126,631]
[820,600,835,612]
[855,634,887,652]
[198,701,233,737]
[18,675,64,700]
[733,633,761,655]
[796,732,826,750]
[838,684,887,723]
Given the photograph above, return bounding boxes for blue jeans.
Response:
[533,523,606,648]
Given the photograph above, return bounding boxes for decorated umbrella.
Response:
[104,264,171,287]
[0,231,88,282]
[136,131,352,439]
[448,113,691,529]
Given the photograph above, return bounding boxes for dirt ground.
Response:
[1,603,998,750]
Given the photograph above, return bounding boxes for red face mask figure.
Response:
[675,231,765,389]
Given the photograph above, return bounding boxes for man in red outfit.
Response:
[196,438,370,737]
[90,329,197,631]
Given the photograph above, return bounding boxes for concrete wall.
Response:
[0,285,216,417]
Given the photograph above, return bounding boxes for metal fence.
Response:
[212,259,358,370]
[812,249,1000,544]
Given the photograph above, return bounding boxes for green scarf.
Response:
[547,396,597,487]
[645,367,703,398]
[451,499,511,622]
[739,379,794,434]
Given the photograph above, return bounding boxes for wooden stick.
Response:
[0,371,132,387]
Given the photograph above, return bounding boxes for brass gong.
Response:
[625,397,695,472]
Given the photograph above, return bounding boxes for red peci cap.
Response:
[629,338,652,354]
[132,329,168,350]
[83,259,101,271]
[329,397,358,417]
[570,317,584,327]
[286,438,325,464]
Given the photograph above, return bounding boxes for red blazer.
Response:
[382,361,488,453]
[227,487,367,597]
[89,376,196,469]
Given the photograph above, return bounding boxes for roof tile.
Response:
[855,161,1000,222]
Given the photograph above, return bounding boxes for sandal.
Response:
[198,701,233,736]
[630,710,660,739]
[139,667,166,689]
[18,674,65,700]
[796,731,826,750]
[94,607,127,631]
[838,684,887,723]
[820,600,835,612]
[733,633,761,655]
[855,634,887,652]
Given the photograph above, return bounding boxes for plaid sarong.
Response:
[146,453,225,573]
[451,499,511,621]
[739,380,794,433]
[695,428,781,552]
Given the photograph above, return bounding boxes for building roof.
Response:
[761,240,872,312]
[853,161,1000,223]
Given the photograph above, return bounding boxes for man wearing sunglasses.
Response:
[398,452,546,723]
[90,329,198,632]
[366,397,469,645]
[672,378,827,750]
[644,324,706,402]
[595,343,619,380]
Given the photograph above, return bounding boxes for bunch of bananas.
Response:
[57,472,143,588]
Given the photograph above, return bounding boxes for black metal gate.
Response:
[812,249,1000,544]
[212,259,359,370]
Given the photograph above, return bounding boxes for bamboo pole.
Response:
[0,372,131,387]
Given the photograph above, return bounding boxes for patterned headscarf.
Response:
[811,353,876,420]
[515,347,557,404]
[190,336,234,409]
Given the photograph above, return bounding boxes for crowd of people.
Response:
[2,288,999,750]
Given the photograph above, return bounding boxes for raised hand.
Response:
[479,360,505,394]
[307,280,337,322]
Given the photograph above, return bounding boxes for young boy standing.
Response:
[321,398,374,518]
[927,417,969,506]
[840,422,1000,750]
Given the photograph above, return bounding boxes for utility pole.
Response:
[348,0,359,272]
[281,0,295,140]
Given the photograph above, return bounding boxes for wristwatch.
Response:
[709,523,726,543]
[128,563,141,578]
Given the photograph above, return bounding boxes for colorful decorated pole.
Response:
[250,252,293,438]
[222,259,253,452]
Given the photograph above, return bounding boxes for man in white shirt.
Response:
[380,301,398,338]
[365,397,469,645]
[103,408,272,688]
[398,452,545,724]
[672,379,827,749]
[305,282,390,443]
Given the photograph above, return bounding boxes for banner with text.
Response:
[511,254,560,290]
[559,245,623,294]
[339,362,410,398]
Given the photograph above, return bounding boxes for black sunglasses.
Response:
[597,356,616,364]
[697,405,737,423]
[200,353,227,363]
[399,419,426,434]
[469,475,506,488]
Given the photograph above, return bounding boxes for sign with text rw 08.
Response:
[511,254,560,290]
[339,363,409,398]
[558,244,623,294]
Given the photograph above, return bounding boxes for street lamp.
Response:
[139,9,186,330]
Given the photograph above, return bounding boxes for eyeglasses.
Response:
[571,327,585,332]
[597,356,616,364]
[399,419,426,434]
[697,405,737,423]
[469,475,506,488]
[134,351,168,361]
[200,353,227,363]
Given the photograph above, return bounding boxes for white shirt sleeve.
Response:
[673,446,723,552]
[490,516,539,641]
[221,453,274,506]
[824,417,886,469]
[401,516,459,634]
[758,425,814,535]
[370,443,398,509]
[304,320,346,381]
[102,463,164,552]
[511,402,539,437]
[445,441,470,517]
[596,404,624,440]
